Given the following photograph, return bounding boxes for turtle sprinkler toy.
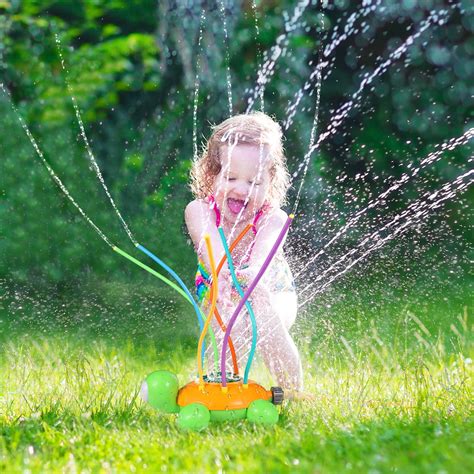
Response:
[141,215,293,431]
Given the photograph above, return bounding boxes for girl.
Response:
[185,112,303,393]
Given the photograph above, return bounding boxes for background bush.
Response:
[0,0,472,288]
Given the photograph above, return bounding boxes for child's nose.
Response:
[234,181,250,197]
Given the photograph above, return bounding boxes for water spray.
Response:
[4,1,470,431]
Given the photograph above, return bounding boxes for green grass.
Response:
[0,281,473,473]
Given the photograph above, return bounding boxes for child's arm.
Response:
[184,199,227,271]
[185,200,233,300]
[247,208,289,269]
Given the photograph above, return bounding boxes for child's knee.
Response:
[258,323,290,352]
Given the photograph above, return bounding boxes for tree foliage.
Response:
[0,0,472,285]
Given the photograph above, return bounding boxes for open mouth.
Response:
[227,198,247,215]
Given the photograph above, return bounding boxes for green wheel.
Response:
[142,370,180,414]
[247,399,279,426]
[177,403,210,432]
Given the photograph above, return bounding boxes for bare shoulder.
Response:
[264,207,288,226]
[185,199,212,245]
[258,207,288,232]
[185,199,210,223]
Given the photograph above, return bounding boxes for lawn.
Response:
[0,280,472,473]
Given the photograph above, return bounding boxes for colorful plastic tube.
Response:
[137,224,255,378]
[217,227,257,384]
[112,246,189,301]
[215,223,252,274]
[213,223,253,376]
[136,243,218,372]
[197,235,219,387]
[220,214,294,387]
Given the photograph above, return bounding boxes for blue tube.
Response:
[136,244,211,368]
[217,227,258,384]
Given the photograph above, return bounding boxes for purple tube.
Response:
[220,214,294,386]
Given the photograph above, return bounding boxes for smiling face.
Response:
[213,144,271,225]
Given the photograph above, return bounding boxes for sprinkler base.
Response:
[142,370,283,430]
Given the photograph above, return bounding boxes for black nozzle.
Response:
[271,386,284,405]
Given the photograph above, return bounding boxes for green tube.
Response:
[112,246,190,302]
[135,244,219,374]
[113,245,219,373]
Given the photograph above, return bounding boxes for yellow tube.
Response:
[197,234,219,387]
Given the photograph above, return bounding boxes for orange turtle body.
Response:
[177,380,272,411]
[142,371,283,429]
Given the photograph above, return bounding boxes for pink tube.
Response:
[220,214,294,387]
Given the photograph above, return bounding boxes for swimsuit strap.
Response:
[251,202,270,234]
[251,208,263,235]
[208,195,221,227]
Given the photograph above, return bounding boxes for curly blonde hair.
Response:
[190,112,290,207]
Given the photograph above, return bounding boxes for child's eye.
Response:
[249,181,262,186]
[227,177,236,182]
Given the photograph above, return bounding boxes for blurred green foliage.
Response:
[0,0,472,286]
